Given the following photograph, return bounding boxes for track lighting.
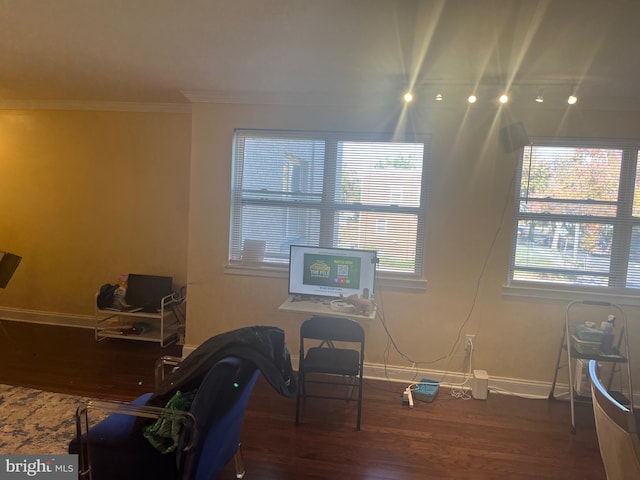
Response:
[402,83,581,105]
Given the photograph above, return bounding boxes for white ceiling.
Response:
[1,0,640,109]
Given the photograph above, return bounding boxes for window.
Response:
[229,129,430,277]
[509,139,640,291]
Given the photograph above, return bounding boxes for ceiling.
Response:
[1,0,640,110]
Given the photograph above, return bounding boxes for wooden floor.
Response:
[0,321,606,479]
[0,320,182,400]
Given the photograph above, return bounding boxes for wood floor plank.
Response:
[0,320,606,479]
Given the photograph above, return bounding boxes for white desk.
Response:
[278,295,376,320]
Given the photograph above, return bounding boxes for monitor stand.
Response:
[279,295,376,320]
[290,294,332,304]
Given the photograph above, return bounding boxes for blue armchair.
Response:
[70,356,259,480]
[70,326,296,479]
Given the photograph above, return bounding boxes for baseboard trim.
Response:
[0,307,94,329]
[361,361,561,399]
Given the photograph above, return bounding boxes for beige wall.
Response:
[0,109,191,315]
[187,101,640,387]
[0,103,637,390]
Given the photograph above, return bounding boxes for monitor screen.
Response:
[288,245,377,299]
[126,274,173,311]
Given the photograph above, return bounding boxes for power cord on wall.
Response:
[372,168,518,397]
[375,290,474,401]
[448,341,473,400]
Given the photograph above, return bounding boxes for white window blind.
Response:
[509,139,640,290]
[229,129,430,276]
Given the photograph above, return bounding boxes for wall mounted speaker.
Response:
[0,252,22,288]
[499,121,529,152]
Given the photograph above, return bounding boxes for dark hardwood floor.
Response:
[0,320,182,400]
[0,320,606,479]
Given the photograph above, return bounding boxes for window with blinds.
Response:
[509,139,640,290]
[229,129,430,276]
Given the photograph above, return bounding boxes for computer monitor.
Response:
[288,245,377,299]
[126,274,173,311]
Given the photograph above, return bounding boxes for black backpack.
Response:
[97,283,118,309]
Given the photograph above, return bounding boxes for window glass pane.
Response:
[634,150,640,217]
[236,205,320,262]
[336,211,418,273]
[513,220,612,286]
[627,226,640,287]
[241,137,325,197]
[519,146,622,216]
[336,142,423,207]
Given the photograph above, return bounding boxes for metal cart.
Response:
[549,300,633,433]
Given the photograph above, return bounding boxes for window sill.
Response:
[224,263,289,279]
[224,263,428,293]
[502,282,640,307]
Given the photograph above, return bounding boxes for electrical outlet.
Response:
[465,334,475,353]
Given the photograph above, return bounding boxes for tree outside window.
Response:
[510,141,640,290]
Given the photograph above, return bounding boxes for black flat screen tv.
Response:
[0,252,22,289]
[288,245,377,299]
[126,274,173,312]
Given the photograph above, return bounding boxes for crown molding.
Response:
[0,100,192,113]
[180,89,395,108]
[181,89,332,106]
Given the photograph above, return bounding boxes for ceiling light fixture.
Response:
[499,93,509,104]
[467,94,477,104]
[567,85,578,105]
[403,92,414,103]
[535,88,544,103]
[435,93,443,101]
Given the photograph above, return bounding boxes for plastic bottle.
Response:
[600,315,615,355]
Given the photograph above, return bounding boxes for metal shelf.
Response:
[566,347,626,363]
[549,300,633,433]
[95,291,185,347]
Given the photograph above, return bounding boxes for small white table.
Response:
[278,295,376,320]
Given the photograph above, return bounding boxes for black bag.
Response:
[97,283,118,309]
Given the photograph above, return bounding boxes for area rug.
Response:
[0,384,103,454]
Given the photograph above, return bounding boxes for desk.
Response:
[278,295,376,320]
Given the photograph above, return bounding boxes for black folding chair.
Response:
[295,315,365,430]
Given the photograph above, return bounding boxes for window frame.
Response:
[505,137,640,305]
[226,129,431,290]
